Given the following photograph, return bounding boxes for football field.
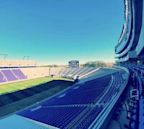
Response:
[0,77,69,95]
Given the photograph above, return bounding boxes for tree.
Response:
[83,61,107,68]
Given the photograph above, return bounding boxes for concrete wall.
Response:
[20,66,65,79]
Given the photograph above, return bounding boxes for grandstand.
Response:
[113,0,144,129]
[59,67,98,79]
[0,64,130,129]
[0,0,143,129]
[0,69,27,83]
[0,64,140,129]
[0,60,104,119]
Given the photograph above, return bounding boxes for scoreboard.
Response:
[68,60,79,68]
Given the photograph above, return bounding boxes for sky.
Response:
[0,0,124,65]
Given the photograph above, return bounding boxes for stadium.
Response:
[0,0,144,129]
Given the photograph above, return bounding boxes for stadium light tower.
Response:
[27,56,30,60]
[0,54,8,60]
[23,56,26,60]
[23,56,30,60]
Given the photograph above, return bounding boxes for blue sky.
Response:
[0,0,124,64]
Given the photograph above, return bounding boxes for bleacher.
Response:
[59,67,96,79]
[41,75,111,106]
[18,71,126,129]
[0,69,27,84]
[19,106,86,129]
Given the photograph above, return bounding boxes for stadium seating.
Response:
[0,72,6,82]
[18,72,125,129]
[1,69,18,81]
[12,69,27,79]
[41,76,111,106]
[0,69,27,84]
[59,67,96,79]
[19,107,86,129]
[75,107,102,129]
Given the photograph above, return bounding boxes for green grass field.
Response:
[0,77,69,95]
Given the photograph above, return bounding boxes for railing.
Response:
[88,66,129,129]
